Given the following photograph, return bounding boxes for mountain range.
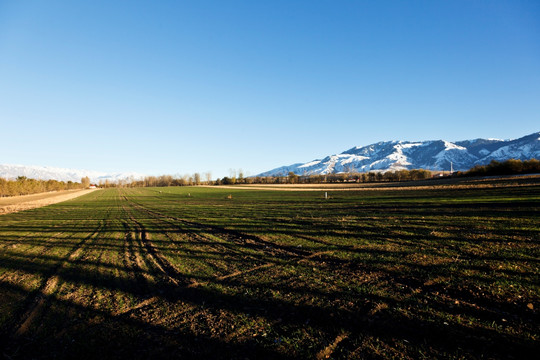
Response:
[0,164,143,184]
[257,132,540,177]
[2,132,538,182]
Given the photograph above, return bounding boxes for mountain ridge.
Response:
[2,132,538,181]
[257,132,540,177]
[0,164,144,183]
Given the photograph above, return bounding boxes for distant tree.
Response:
[523,159,540,172]
[229,169,237,184]
[157,175,173,186]
[81,176,90,188]
[463,158,540,177]
[221,177,233,185]
[288,172,299,184]
[237,169,244,184]
[149,176,155,187]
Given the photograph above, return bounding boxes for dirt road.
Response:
[0,188,98,215]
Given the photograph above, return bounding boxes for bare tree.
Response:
[237,169,244,184]
[229,169,237,184]
[81,176,90,188]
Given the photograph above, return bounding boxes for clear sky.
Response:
[1,1,539,178]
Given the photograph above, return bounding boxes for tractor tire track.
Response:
[123,198,271,279]
[123,194,337,286]
[121,198,241,275]
[121,204,189,289]
[126,196,308,260]
[130,216,188,287]
[121,219,152,294]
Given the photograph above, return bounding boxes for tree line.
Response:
[96,173,214,188]
[68,159,540,190]
[3,159,537,195]
[0,176,85,197]
[457,159,540,177]
[216,168,433,185]
[229,159,538,185]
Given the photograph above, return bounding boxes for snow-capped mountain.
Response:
[0,164,144,183]
[258,132,540,176]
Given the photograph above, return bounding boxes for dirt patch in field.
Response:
[0,189,98,215]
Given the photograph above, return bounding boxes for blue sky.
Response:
[1,1,539,178]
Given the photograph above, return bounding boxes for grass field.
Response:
[0,179,538,359]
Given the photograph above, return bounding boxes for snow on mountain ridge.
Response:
[257,132,540,177]
[442,140,466,151]
[0,164,145,183]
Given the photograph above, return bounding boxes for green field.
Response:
[0,181,538,359]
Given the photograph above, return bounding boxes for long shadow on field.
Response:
[0,236,537,360]
[0,281,291,359]
[0,270,535,360]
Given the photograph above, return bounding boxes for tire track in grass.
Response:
[128,190,311,257]
[121,219,152,293]
[112,296,160,317]
[13,221,105,337]
[104,194,143,313]
[122,193,346,290]
[316,331,350,360]
[127,212,187,287]
[195,250,335,288]
[161,230,229,276]
[52,197,157,337]
[126,195,306,260]
[126,200,258,278]
[114,201,168,323]
[214,263,275,281]
[94,204,189,323]
[122,200,191,290]
[101,221,141,313]
[124,196,342,288]
[123,196,281,286]
[147,215,259,276]
[124,192,339,285]
[123,196,282,302]
[121,197,239,284]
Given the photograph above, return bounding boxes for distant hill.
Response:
[257,132,540,176]
[0,164,144,183]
